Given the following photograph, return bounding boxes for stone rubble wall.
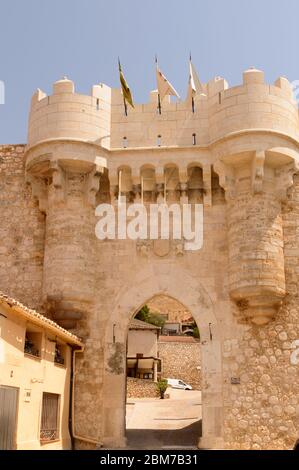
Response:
[222,175,299,450]
[126,378,158,398]
[0,145,45,310]
[158,341,201,389]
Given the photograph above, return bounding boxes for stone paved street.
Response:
[126,389,202,449]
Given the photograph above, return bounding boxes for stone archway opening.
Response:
[101,266,224,450]
[125,294,202,449]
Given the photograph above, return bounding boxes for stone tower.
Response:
[18,68,299,449]
[25,78,110,330]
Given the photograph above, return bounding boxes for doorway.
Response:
[0,385,19,450]
[102,265,224,449]
[126,295,202,449]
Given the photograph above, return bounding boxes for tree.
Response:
[147,313,165,328]
[135,305,165,329]
[136,305,150,323]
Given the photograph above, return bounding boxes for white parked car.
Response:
[167,378,192,390]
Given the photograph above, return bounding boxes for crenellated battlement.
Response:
[110,68,299,148]
[27,68,299,152]
[28,77,112,149]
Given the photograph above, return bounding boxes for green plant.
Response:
[156,379,168,399]
[136,305,150,323]
[193,326,200,339]
[136,305,166,329]
[147,313,165,328]
[190,321,200,339]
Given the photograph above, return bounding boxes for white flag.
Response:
[187,61,204,102]
[156,67,180,102]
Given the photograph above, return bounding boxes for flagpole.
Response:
[123,96,128,116]
[158,93,161,115]
[118,57,128,117]
[155,54,162,115]
[189,52,195,113]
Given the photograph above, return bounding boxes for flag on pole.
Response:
[188,60,196,113]
[155,56,180,114]
[118,59,134,115]
[187,55,205,112]
[156,67,180,101]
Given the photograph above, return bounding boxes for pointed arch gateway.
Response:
[101,264,224,449]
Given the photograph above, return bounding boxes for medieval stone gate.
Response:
[1,67,299,449]
[101,264,223,449]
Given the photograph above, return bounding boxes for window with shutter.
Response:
[40,393,60,442]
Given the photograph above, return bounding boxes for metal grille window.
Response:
[40,393,60,442]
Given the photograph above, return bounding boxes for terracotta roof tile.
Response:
[129,318,161,331]
[158,335,199,343]
[0,291,83,346]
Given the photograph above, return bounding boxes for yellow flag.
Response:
[119,60,134,109]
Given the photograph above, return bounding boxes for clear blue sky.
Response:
[1,0,299,143]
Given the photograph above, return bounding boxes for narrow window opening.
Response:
[192,133,196,145]
[96,98,100,110]
[157,135,162,147]
[123,137,128,148]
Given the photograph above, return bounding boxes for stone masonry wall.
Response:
[95,201,228,448]
[0,145,45,310]
[158,340,201,389]
[222,175,299,450]
[126,378,159,399]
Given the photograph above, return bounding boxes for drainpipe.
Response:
[68,345,75,450]
[69,345,102,448]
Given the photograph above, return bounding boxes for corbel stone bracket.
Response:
[179,182,188,204]
[86,164,104,207]
[155,167,165,203]
[132,184,142,203]
[109,184,118,205]
[251,150,265,194]
[49,161,65,204]
[156,183,165,204]
[26,174,48,214]
[213,160,236,201]
[214,151,299,202]
[109,170,121,205]
[202,164,212,206]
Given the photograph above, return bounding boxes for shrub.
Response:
[136,305,165,329]
[156,379,168,399]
